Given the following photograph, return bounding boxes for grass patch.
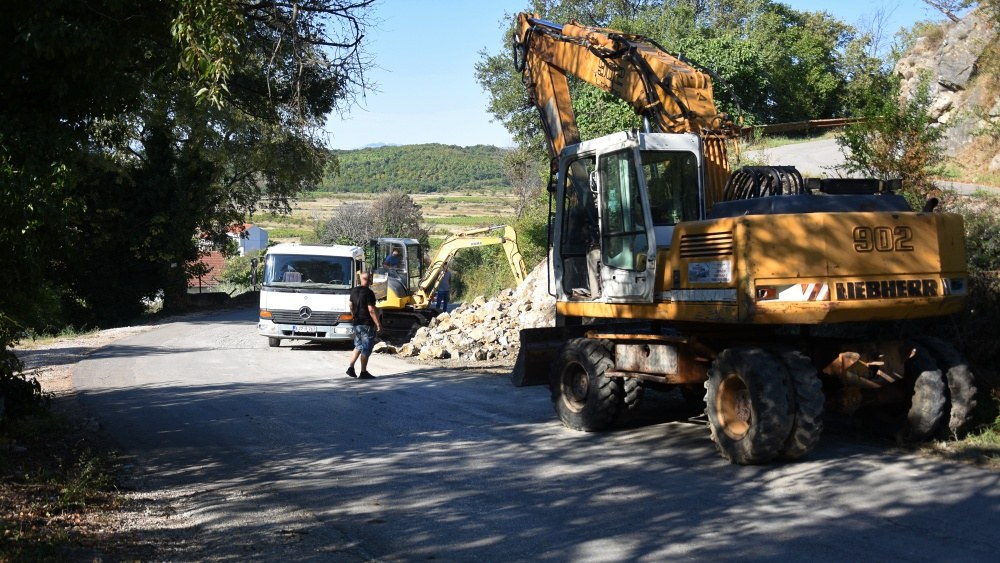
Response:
[265,227,319,242]
[423,216,505,226]
[17,327,101,348]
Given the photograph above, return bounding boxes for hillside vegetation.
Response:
[318,144,510,193]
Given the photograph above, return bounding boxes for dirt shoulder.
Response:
[3,325,178,560]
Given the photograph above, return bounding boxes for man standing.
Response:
[436,265,452,311]
[347,271,382,379]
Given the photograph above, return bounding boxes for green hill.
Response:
[317,144,510,193]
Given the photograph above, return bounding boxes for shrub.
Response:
[837,72,945,205]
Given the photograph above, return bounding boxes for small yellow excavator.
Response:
[371,225,527,341]
[511,13,976,464]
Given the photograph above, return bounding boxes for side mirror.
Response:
[250,257,259,287]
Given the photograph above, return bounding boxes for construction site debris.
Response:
[378,261,554,364]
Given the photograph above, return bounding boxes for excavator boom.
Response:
[414,225,527,307]
[514,13,734,200]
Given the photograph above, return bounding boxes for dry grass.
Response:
[255,192,520,243]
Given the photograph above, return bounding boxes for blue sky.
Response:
[324,0,948,150]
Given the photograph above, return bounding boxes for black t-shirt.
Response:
[350,286,377,327]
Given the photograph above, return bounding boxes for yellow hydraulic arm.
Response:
[513,13,735,204]
[411,225,528,309]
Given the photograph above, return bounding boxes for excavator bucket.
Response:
[511,325,594,387]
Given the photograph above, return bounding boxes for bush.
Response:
[946,194,1000,368]
[218,249,266,291]
[0,349,48,426]
[837,73,945,205]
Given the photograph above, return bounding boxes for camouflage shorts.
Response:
[353,324,377,356]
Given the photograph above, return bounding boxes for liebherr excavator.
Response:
[511,13,976,464]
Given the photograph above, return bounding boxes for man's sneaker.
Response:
[346,366,357,378]
[358,371,375,379]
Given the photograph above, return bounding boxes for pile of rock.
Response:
[382,261,555,364]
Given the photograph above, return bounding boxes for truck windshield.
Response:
[264,254,355,289]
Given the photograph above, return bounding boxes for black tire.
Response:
[616,377,645,423]
[899,343,947,442]
[915,336,977,438]
[705,347,794,464]
[268,337,281,348]
[774,350,824,461]
[550,338,622,431]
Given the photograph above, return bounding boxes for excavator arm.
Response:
[513,13,735,202]
[411,225,528,308]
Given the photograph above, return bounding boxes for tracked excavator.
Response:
[511,13,976,464]
[372,224,528,341]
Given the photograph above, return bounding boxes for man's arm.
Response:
[367,302,383,332]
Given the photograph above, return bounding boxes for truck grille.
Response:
[269,310,347,326]
[679,232,733,258]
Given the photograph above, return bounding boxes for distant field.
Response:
[253,191,519,243]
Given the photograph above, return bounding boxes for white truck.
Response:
[258,243,366,347]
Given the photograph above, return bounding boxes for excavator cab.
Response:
[370,237,424,306]
[552,131,704,305]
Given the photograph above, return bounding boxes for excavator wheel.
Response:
[899,343,948,442]
[550,338,622,431]
[773,349,824,461]
[853,342,946,443]
[705,347,794,464]
[914,336,977,438]
[616,377,645,424]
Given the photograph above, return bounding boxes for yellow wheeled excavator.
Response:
[371,224,527,341]
[510,13,976,464]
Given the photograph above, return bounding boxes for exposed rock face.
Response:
[895,8,999,161]
[387,260,555,365]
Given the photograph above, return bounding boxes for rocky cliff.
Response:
[895,7,999,170]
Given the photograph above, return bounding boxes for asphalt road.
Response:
[747,138,1000,195]
[75,307,1000,561]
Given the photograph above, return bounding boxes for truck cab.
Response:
[258,243,366,347]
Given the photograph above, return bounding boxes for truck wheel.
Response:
[705,347,793,464]
[899,344,947,442]
[268,337,281,348]
[774,350,824,461]
[915,337,977,438]
[550,338,621,431]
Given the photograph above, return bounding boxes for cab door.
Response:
[596,147,656,303]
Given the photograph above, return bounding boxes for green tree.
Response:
[477,0,884,152]
[319,192,429,248]
[1,0,374,335]
[0,0,375,418]
[836,74,945,204]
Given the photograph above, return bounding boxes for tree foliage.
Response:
[0,0,374,342]
[476,0,887,157]
[319,192,429,248]
[319,144,510,193]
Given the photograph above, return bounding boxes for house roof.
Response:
[188,250,226,287]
